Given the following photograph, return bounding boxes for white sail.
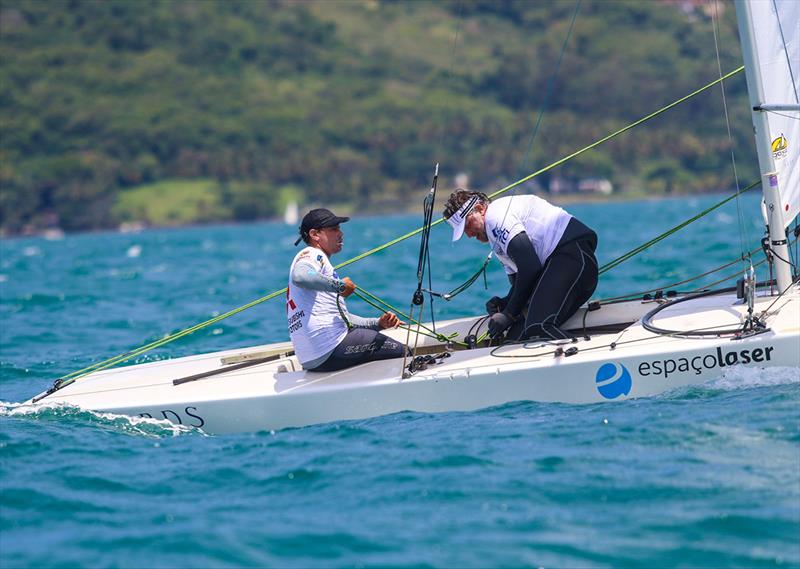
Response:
[747,0,800,226]
[283,201,299,225]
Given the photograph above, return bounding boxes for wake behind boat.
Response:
[27,0,800,434]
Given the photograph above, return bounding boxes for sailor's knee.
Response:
[522,320,570,341]
[521,321,547,340]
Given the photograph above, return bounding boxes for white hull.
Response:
[29,288,800,434]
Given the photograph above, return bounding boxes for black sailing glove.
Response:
[485,296,507,315]
[488,311,514,338]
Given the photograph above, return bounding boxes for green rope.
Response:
[443,253,492,299]
[599,244,763,303]
[352,287,409,322]
[53,67,745,388]
[334,67,745,269]
[486,66,744,201]
[691,256,767,292]
[55,288,288,387]
[599,179,760,275]
[352,288,464,346]
[690,232,796,291]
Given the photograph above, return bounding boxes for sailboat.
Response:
[27,0,799,434]
[283,201,299,226]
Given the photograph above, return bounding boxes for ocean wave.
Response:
[0,400,200,438]
[658,365,800,402]
[706,365,800,391]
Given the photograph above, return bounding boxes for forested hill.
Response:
[0,0,754,234]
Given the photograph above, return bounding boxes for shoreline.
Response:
[0,189,759,240]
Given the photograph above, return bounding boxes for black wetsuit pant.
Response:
[507,221,598,341]
[311,328,407,372]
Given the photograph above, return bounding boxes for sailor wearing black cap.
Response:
[287,208,407,371]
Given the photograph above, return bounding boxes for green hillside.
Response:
[0,0,754,234]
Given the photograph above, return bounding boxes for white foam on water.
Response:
[714,212,734,224]
[706,365,800,391]
[0,400,199,438]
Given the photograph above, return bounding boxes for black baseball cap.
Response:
[295,208,350,246]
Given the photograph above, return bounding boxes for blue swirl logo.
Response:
[595,363,632,399]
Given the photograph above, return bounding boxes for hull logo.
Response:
[595,363,632,399]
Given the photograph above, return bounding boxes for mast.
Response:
[734,0,795,292]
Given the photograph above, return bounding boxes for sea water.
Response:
[1,194,798,568]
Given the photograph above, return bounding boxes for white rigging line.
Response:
[762,110,800,121]
[711,0,752,263]
[495,0,582,237]
[770,0,799,104]
[769,0,800,276]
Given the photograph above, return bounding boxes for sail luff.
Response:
[735,0,798,291]
[737,0,799,224]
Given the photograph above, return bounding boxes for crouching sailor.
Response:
[287,208,408,371]
[443,189,598,342]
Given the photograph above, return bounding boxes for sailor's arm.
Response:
[346,313,380,330]
[347,311,402,330]
[502,232,542,318]
[291,261,356,297]
[486,273,516,314]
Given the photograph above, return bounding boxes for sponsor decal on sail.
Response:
[771,133,788,160]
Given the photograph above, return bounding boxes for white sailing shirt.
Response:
[286,247,349,365]
[484,195,572,274]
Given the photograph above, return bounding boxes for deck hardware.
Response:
[174,354,282,386]
[406,351,451,375]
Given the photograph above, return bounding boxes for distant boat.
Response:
[118,221,146,234]
[42,228,65,241]
[283,201,299,225]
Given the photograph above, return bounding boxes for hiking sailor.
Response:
[443,189,599,341]
[287,208,407,371]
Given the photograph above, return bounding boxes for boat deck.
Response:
[32,289,800,433]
